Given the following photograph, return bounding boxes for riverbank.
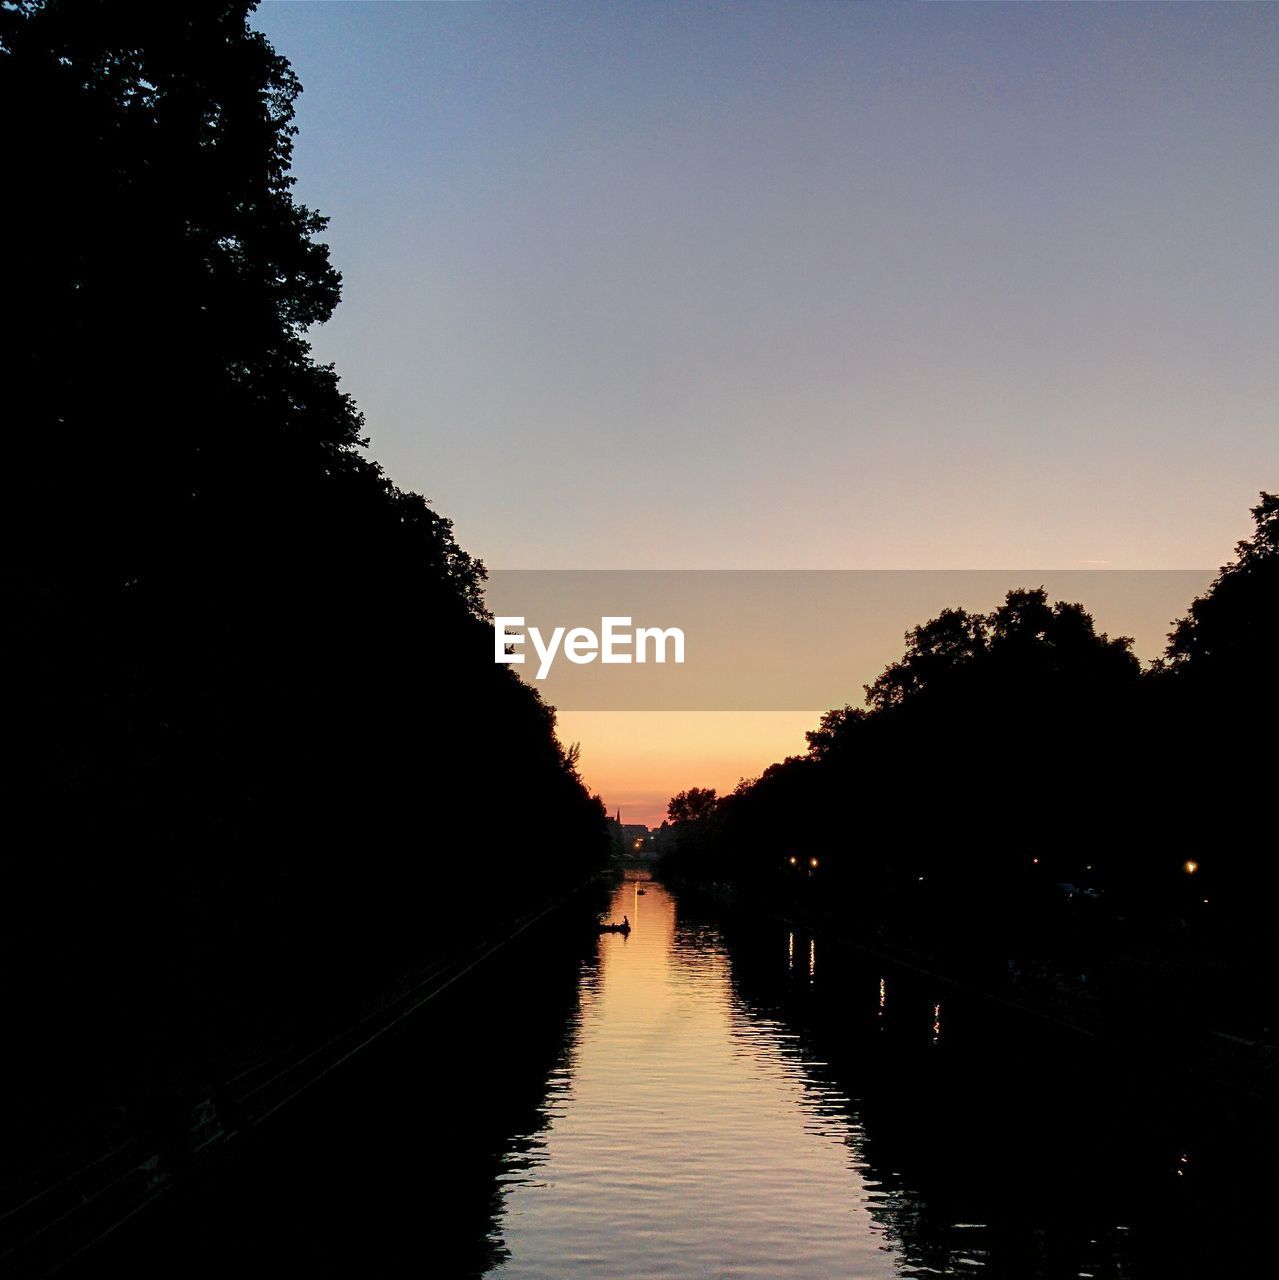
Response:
[0,876,609,1279]
[661,871,1279,1113]
[36,873,1279,1279]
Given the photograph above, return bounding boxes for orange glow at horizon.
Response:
[556,710,819,829]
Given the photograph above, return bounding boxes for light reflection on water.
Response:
[69,876,1270,1278]
[481,880,1279,1280]
[486,881,916,1278]
[483,878,1271,1280]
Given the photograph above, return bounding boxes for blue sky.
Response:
[255,0,1276,571]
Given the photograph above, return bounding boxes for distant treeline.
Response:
[2,0,607,1184]
[660,493,1278,1040]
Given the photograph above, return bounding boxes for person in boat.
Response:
[623,915,629,929]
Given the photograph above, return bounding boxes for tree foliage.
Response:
[663,498,1275,932]
[668,787,719,825]
[2,0,607,1176]
[1163,492,1278,684]
[864,589,1138,714]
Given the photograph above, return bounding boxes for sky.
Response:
[255,1,1277,825]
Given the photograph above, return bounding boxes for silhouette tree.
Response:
[668,787,720,825]
[1149,491,1278,891]
[804,706,867,760]
[3,0,604,863]
[865,608,988,712]
[864,590,1137,716]
[1162,492,1278,685]
[660,495,1278,1045]
[1,0,608,1205]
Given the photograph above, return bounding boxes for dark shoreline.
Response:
[1,877,609,1279]
[661,870,1279,1115]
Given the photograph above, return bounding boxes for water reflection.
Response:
[65,887,605,1280]
[715,896,1276,1280]
[73,877,1277,1278]
[488,880,899,1278]
[488,880,1275,1279]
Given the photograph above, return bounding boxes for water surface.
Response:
[485,877,1271,1279]
[72,874,1273,1278]
[489,879,896,1278]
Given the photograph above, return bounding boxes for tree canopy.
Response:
[1163,492,1278,685]
[663,495,1275,907]
[2,0,608,1185]
[668,787,720,825]
[864,589,1138,715]
[5,0,599,863]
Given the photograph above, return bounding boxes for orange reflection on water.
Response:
[488,881,900,1278]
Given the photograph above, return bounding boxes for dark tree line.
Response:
[2,0,607,1189]
[661,495,1278,1039]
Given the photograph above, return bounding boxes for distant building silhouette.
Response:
[609,809,651,855]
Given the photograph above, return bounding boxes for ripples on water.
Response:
[488,882,895,1279]
[69,874,1271,1279]
[485,879,1270,1280]
[483,883,933,1277]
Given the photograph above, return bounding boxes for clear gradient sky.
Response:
[255,1,1277,825]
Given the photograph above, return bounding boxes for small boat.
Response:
[636,888,647,896]
[598,919,631,934]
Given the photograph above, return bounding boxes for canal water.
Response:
[484,876,1271,1279]
[488,876,900,1278]
[76,874,1271,1278]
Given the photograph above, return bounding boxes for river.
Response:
[75,872,1272,1278]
